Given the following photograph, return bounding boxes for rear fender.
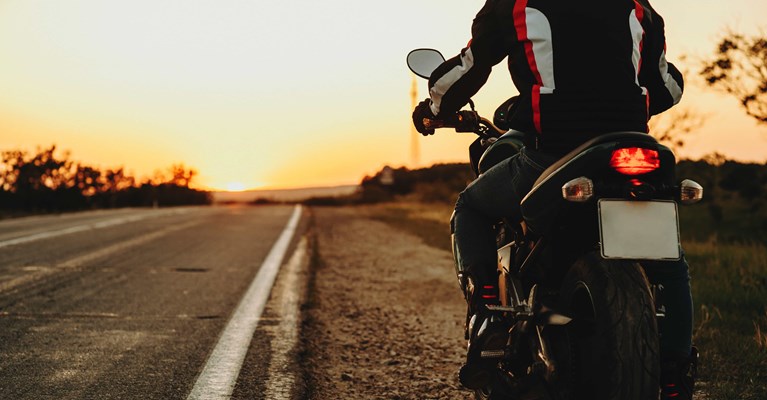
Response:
[521,140,675,236]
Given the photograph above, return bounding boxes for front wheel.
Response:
[558,252,659,400]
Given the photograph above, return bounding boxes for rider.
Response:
[412,0,695,398]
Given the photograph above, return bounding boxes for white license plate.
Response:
[598,199,681,260]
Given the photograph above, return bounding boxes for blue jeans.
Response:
[451,146,693,358]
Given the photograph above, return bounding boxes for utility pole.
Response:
[410,75,421,168]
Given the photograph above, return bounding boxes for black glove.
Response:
[412,98,436,135]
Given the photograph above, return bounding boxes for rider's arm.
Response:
[427,1,508,119]
[638,5,684,116]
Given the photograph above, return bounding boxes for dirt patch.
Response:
[302,206,473,399]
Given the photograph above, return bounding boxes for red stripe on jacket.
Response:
[513,0,543,133]
[633,1,645,73]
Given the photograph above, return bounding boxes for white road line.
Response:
[264,236,308,399]
[0,209,190,250]
[187,205,302,400]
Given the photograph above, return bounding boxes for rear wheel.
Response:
[558,252,659,400]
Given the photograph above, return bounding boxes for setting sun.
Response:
[225,182,247,192]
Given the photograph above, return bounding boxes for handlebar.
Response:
[422,110,504,139]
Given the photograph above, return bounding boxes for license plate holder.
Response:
[598,199,681,260]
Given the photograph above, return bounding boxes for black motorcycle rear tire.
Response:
[559,252,659,400]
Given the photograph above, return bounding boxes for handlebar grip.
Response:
[422,118,450,130]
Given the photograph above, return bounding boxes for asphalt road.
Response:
[0,205,307,400]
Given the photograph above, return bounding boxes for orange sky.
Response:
[0,0,765,191]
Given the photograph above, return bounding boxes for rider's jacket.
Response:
[427,0,684,154]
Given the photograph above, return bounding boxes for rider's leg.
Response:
[452,150,548,308]
[642,255,696,399]
[451,148,554,389]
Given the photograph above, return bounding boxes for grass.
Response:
[686,240,767,399]
[365,201,767,399]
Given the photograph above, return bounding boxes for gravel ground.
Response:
[303,206,473,400]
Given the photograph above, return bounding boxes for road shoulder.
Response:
[302,206,472,399]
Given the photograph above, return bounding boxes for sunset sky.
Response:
[1,0,765,191]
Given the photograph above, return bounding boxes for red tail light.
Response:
[610,147,660,175]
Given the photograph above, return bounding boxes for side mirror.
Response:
[406,48,446,80]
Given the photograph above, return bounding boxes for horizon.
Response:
[1,0,766,191]
[2,140,766,193]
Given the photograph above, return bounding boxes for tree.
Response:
[0,149,25,191]
[701,30,767,124]
[0,145,211,211]
[68,164,103,196]
[2,146,71,193]
[167,164,197,188]
[103,167,135,192]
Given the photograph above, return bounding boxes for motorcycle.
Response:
[407,49,703,400]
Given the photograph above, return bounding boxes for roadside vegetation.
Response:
[338,158,767,400]
[0,145,211,217]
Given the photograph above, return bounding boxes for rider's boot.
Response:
[458,283,508,390]
[660,346,698,400]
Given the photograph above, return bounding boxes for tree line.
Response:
[0,145,211,214]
